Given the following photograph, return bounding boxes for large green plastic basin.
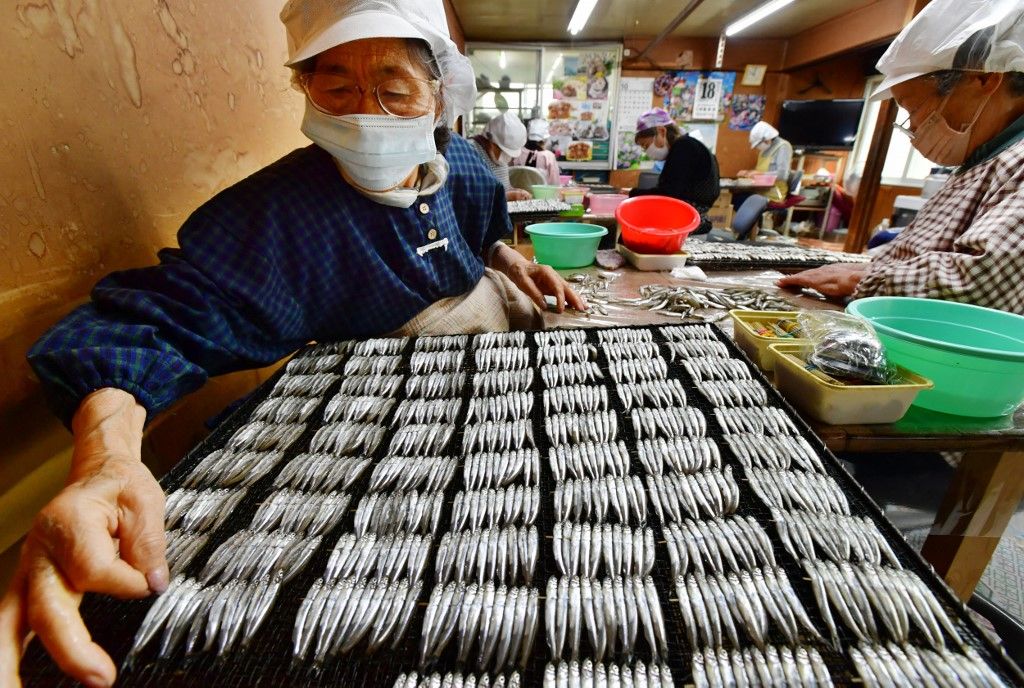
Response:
[525,223,607,269]
[847,297,1024,417]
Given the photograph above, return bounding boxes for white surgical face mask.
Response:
[756,141,771,153]
[906,91,993,166]
[645,141,669,161]
[301,102,438,193]
[498,151,513,165]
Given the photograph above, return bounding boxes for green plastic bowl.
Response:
[847,297,1024,417]
[531,185,561,200]
[526,222,608,269]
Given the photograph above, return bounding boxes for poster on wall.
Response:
[728,94,767,131]
[664,71,736,122]
[613,77,656,169]
[547,49,619,166]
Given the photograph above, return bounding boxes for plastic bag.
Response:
[796,311,896,384]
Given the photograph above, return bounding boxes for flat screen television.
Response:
[777,99,865,150]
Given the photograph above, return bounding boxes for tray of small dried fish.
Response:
[686,241,871,271]
[22,326,1023,687]
[507,199,572,219]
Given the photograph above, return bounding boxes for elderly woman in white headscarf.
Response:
[0,1,584,684]
[780,0,1024,314]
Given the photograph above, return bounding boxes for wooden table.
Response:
[545,266,1024,601]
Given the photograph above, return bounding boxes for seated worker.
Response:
[732,120,793,210]
[778,0,1024,315]
[0,1,585,684]
[513,118,562,186]
[469,112,532,202]
[629,108,721,235]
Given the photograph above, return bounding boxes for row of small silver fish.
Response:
[390,423,457,456]
[631,406,706,439]
[451,486,540,530]
[664,339,731,361]
[660,324,717,342]
[410,350,466,375]
[467,392,534,423]
[607,359,668,385]
[715,407,799,437]
[544,385,609,416]
[252,395,321,424]
[183,448,286,489]
[553,523,655,578]
[554,476,647,524]
[549,441,630,481]
[354,337,408,356]
[537,343,598,365]
[370,456,458,493]
[286,352,345,375]
[165,530,209,577]
[725,434,825,473]
[198,530,320,584]
[463,420,536,454]
[274,453,372,493]
[545,575,668,661]
[773,509,901,567]
[394,672,521,688]
[647,467,740,522]
[474,369,535,396]
[466,449,541,489]
[250,490,351,536]
[675,567,822,649]
[308,340,356,356]
[475,331,527,349]
[127,573,281,666]
[616,380,687,410]
[344,354,404,377]
[546,412,619,447]
[601,341,661,362]
[294,576,422,663]
[415,334,470,352]
[542,362,604,388]
[324,394,396,424]
[597,328,654,344]
[226,421,306,453]
[803,559,963,650]
[745,467,851,516]
[309,421,387,456]
[435,525,539,585]
[664,517,776,576]
[692,645,831,687]
[850,642,1007,688]
[355,490,444,537]
[684,358,752,383]
[696,379,768,409]
[544,660,673,688]
[270,372,340,398]
[475,346,531,372]
[396,397,464,425]
[325,532,432,583]
[165,488,248,533]
[406,372,468,399]
[534,329,588,346]
[341,373,403,397]
[420,582,539,670]
[636,438,721,475]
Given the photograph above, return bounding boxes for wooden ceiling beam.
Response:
[634,0,707,64]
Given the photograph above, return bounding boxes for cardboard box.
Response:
[713,189,732,207]
[609,169,641,192]
[707,204,733,229]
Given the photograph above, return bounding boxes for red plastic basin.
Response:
[615,195,701,254]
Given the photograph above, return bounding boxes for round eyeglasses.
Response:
[299,73,441,119]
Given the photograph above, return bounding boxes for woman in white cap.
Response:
[514,118,562,186]
[470,111,533,201]
[0,1,583,684]
[744,120,793,203]
[780,0,1024,314]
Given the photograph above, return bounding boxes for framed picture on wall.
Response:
[742,64,767,87]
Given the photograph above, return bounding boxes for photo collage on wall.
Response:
[547,51,616,163]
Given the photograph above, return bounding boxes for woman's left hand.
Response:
[490,244,587,313]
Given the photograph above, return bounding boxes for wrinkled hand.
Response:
[0,389,165,688]
[505,261,587,313]
[777,263,868,299]
[507,189,532,202]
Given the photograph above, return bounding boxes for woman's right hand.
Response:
[0,388,166,688]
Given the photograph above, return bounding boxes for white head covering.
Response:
[872,0,1024,101]
[749,121,779,149]
[280,0,476,125]
[484,112,528,157]
[528,118,550,142]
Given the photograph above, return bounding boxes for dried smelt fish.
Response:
[324,395,396,424]
[225,421,306,453]
[273,454,371,492]
[355,490,445,537]
[308,341,355,356]
[309,422,386,456]
[745,468,851,515]
[165,488,248,533]
[537,343,598,365]
[394,398,464,426]
[340,374,403,397]
[684,359,752,382]
[548,441,630,481]
[630,406,707,439]
[183,449,285,489]
[474,369,535,396]
[405,373,468,399]
[251,396,321,424]
[664,339,731,361]
[353,337,408,356]
[435,525,538,585]
[390,423,457,456]
[199,530,321,584]
[617,284,793,317]
[397,671,522,688]
[849,643,1007,688]
[696,379,769,408]
[725,434,825,473]
[616,379,687,410]
[601,341,661,361]
[534,329,588,346]
[325,532,432,584]
[664,517,775,576]
[466,393,534,423]
[545,575,668,661]
[344,355,404,376]
[543,661,673,688]
[271,372,340,398]
[543,385,609,416]
[369,456,458,493]
[250,490,350,536]
[693,646,832,688]
[286,353,345,375]
[772,510,901,567]
[607,358,668,384]
[415,334,469,352]
[553,523,655,578]
[596,328,654,344]
[715,407,799,437]
[475,346,531,372]
[636,438,721,475]
[553,476,647,524]
[660,324,718,341]
[463,420,536,454]
[542,362,604,387]
[646,467,740,522]
[686,241,870,266]
[465,449,541,489]
[409,350,466,374]
[546,412,618,446]
[165,530,209,577]
[451,486,540,530]
[474,331,527,349]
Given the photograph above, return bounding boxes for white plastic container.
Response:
[617,244,688,271]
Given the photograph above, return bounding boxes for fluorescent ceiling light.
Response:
[499,51,507,69]
[568,0,599,36]
[725,0,796,37]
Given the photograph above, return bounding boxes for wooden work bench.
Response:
[544,265,1024,602]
